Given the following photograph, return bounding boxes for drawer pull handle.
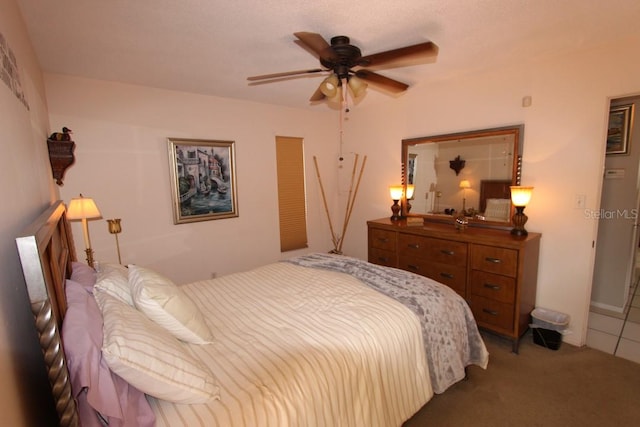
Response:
[483,308,499,316]
[440,249,455,256]
[483,283,501,291]
[377,257,389,263]
[440,272,454,279]
[377,237,389,243]
[408,243,420,249]
[485,257,502,264]
[407,264,419,271]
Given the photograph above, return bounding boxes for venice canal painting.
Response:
[168,138,238,224]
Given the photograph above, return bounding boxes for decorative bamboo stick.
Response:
[338,154,359,245]
[337,155,367,253]
[314,154,367,254]
[313,156,339,249]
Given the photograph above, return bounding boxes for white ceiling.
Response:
[16,0,640,110]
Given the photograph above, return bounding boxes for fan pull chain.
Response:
[338,78,350,163]
[339,111,344,162]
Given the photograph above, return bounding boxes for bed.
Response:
[16,201,489,427]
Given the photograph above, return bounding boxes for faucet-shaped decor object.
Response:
[449,155,465,175]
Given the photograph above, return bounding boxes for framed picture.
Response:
[606,104,634,155]
[167,138,238,224]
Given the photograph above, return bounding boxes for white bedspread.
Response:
[148,262,433,427]
[286,253,489,393]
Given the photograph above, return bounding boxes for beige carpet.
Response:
[404,330,640,427]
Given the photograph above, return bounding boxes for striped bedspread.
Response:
[149,261,433,427]
[286,253,489,393]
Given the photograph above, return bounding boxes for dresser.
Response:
[368,218,541,353]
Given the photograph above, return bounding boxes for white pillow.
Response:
[95,290,219,404]
[94,263,133,306]
[484,198,511,221]
[128,265,213,344]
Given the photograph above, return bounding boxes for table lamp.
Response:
[405,184,415,213]
[510,186,534,236]
[459,180,471,212]
[389,185,404,221]
[67,194,102,267]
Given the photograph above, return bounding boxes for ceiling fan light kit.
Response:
[247,32,438,105]
[347,76,367,98]
[320,74,339,98]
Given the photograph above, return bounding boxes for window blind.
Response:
[275,136,308,252]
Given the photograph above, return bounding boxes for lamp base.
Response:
[390,200,401,221]
[511,207,529,236]
[510,228,528,237]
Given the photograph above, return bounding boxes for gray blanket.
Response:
[285,253,489,393]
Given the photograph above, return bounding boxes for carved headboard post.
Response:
[16,201,79,427]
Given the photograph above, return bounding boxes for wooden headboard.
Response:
[479,179,512,213]
[15,201,80,427]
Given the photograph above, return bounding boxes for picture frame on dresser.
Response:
[167,138,238,224]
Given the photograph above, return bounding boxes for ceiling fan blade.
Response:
[359,41,438,68]
[309,85,326,102]
[294,32,336,61]
[247,68,324,81]
[355,70,409,93]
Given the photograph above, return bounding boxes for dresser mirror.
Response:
[401,125,523,227]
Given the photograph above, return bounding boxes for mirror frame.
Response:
[401,124,524,228]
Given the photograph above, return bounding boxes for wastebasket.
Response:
[530,307,570,350]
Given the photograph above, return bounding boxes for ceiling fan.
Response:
[247,32,438,102]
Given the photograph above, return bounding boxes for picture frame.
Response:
[606,104,634,155]
[167,138,238,224]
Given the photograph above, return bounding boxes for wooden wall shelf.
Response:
[47,138,75,186]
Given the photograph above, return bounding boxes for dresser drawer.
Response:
[370,228,397,251]
[425,262,466,297]
[369,248,397,268]
[471,244,518,277]
[398,233,429,258]
[398,234,468,267]
[426,238,467,267]
[398,255,430,277]
[470,271,516,304]
[399,255,466,297]
[470,295,514,332]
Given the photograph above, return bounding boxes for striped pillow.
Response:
[95,290,219,404]
[95,263,133,306]
[128,265,213,344]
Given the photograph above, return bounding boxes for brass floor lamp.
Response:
[107,219,123,264]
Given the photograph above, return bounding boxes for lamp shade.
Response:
[510,186,534,207]
[405,184,415,199]
[459,180,471,189]
[320,74,339,98]
[348,75,368,97]
[389,185,404,200]
[67,194,102,220]
[328,86,343,103]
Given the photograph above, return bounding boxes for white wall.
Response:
[0,0,60,424]
[46,75,340,284]
[342,39,640,346]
